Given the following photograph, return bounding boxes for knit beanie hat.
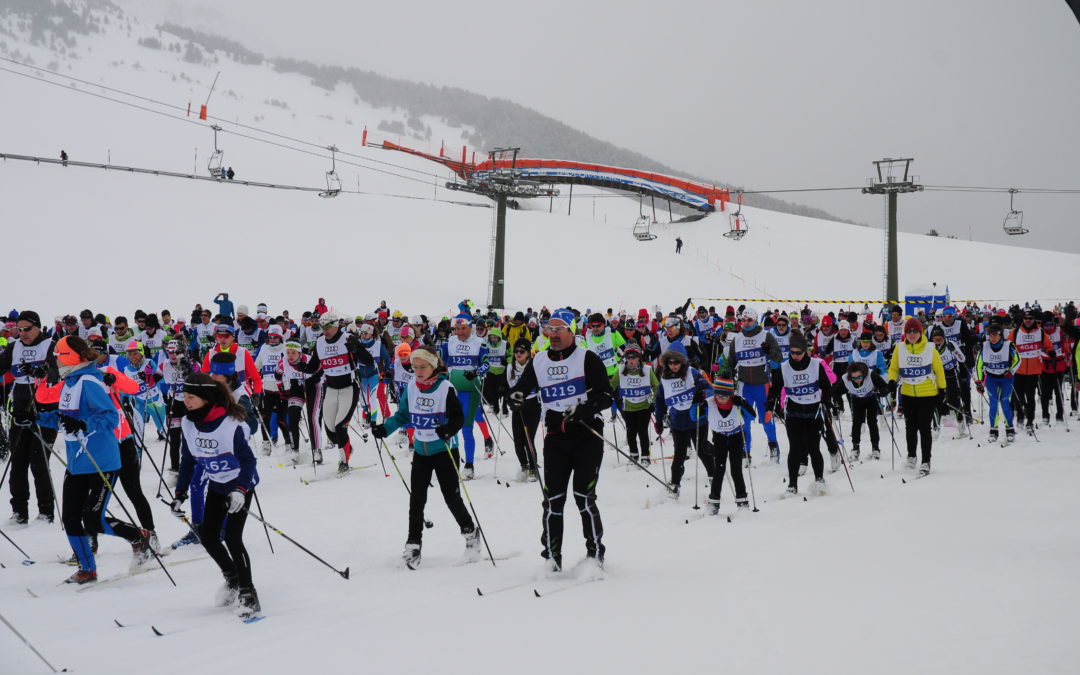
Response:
[904,318,923,335]
[789,331,809,352]
[410,347,441,369]
[513,337,532,353]
[714,377,735,395]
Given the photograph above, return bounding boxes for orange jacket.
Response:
[104,365,140,440]
[1008,325,1054,376]
[202,343,263,393]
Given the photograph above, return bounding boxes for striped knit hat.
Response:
[714,377,735,395]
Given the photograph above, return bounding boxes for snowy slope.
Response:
[1,10,1079,675]
[0,10,1077,322]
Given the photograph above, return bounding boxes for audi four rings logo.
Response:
[455,344,470,352]
[415,396,435,407]
[195,438,220,449]
[547,366,569,376]
[794,373,810,382]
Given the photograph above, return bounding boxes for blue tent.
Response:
[904,286,950,316]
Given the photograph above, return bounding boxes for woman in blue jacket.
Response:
[174,372,261,619]
[38,336,151,585]
[371,346,477,568]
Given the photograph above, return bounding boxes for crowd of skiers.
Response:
[1,296,1077,609]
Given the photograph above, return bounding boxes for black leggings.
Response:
[900,394,934,464]
[408,451,474,545]
[1040,371,1065,419]
[621,408,652,458]
[709,431,746,501]
[7,423,55,518]
[511,398,541,470]
[166,398,187,472]
[785,414,823,487]
[1013,373,1038,423]
[201,489,253,588]
[849,397,881,449]
[669,424,713,487]
[541,426,605,560]
[117,436,155,531]
[259,391,292,446]
[61,470,141,542]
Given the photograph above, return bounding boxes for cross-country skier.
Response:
[724,307,781,463]
[829,361,888,461]
[704,377,754,514]
[611,343,658,464]
[887,318,946,476]
[766,331,831,496]
[371,347,479,567]
[975,323,1020,443]
[654,349,714,499]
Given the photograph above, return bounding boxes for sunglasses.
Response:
[17,326,36,332]
[513,349,529,355]
[789,349,805,356]
[126,350,141,355]
[906,328,922,334]
[851,374,865,381]
[589,323,605,329]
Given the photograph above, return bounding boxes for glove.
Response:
[938,389,947,406]
[103,372,116,386]
[888,381,898,395]
[371,424,388,439]
[653,419,664,437]
[435,424,454,441]
[464,370,478,381]
[976,382,985,394]
[692,389,706,404]
[23,363,48,379]
[711,363,719,372]
[59,414,85,435]
[137,371,149,382]
[508,391,525,411]
[170,492,188,516]
[252,393,263,409]
[1047,350,1057,359]
[226,490,246,514]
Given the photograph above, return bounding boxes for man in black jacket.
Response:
[508,308,613,571]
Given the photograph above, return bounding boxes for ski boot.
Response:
[261,440,272,456]
[1042,415,1051,428]
[515,467,529,483]
[918,462,931,477]
[798,463,808,476]
[1005,427,1016,444]
[527,469,538,482]
[236,586,262,620]
[64,569,97,585]
[36,512,54,524]
[8,512,28,527]
[462,463,475,480]
[989,428,999,443]
[1026,422,1035,436]
[812,478,828,496]
[768,441,780,463]
[736,498,750,511]
[829,453,841,473]
[403,542,421,568]
[871,447,881,460]
[463,526,481,560]
[215,571,240,607]
[639,454,650,467]
[905,456,917,469]
[484,437,495,459]
[783,485,798,498]
[629,453,640,464]
[337,461,350,476]
[850,444,860,462]
[171,527,201,550]
[130,529,154,569]
[706,501,720,516]
[313,447,324,465]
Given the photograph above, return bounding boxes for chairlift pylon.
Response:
[725,191,748,240]
[319,145,342,198]
[207,124,224,178]
[1003,188,1027,235]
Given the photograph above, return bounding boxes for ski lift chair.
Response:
[1002,189,1027,235]
[207,125,224,178]
[724,192,748,240]
[319,145,342,198]
[633,215,657,241]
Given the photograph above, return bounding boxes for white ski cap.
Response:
[268,325,284,337]
[237,304,250,316]
[838,319,851,331]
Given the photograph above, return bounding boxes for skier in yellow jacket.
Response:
[888,318,946,477]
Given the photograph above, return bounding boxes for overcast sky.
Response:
[122,0,1080,252]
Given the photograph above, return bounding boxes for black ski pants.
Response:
[166,398,186,472]
[849,397,881,450]
[1039,371,1065,419]
[709,431,746,501]
[61,470,141,542]
[669,423,713,487]
[259,391,292,447]
[1013,373,1038,424]
[117,436,154,531]
[540,423,605,562]
[510,398,541,471]
[785,413,823,488]
[900,394,934,464]
[7,423,55,519]
[621,408,652,458]
[408,450,474,545]
[201,488,253,589]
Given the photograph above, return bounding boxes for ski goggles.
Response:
[788,349,806,357]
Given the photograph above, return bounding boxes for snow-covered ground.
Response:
[2,414,1078,675]
[1,7,1078,675]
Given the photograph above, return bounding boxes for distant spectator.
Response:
[214,292,235,320]
[60,150,68,166]
[226,166,235,180]
[675,236,683,254]
[314,297,328,315]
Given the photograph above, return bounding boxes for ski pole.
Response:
[155,495,203,546]
[579,421,677,494]
[1055,378,1071,432]
[878,398,902,470]
[651,414,668,482]
[355,425,389,477]
[823,406,854,493]
[740,428,759,512]
[443,442,497,567]
[377,438,433,529]
[0,525,32,562]
[243,509,349,579]
[72,433,177,587]
[0,611,62,674]
[520,420,548,494]
[251,489,275,554]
